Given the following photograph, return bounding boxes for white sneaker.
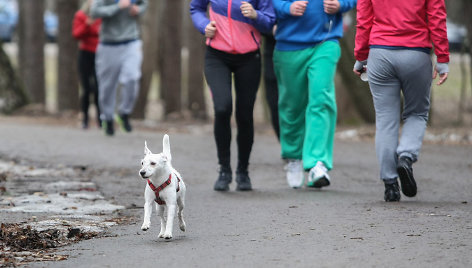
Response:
[307,161,330,188]
[284,159,305,188]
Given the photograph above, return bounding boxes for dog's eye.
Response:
[150,162,156,166]
[141,161,144,166]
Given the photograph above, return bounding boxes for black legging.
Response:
[204,46,261,172]
[78,50,100,124]
[262,34,280,140]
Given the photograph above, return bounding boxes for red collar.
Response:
[147,174,180,205]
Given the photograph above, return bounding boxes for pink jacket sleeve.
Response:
[427,0,449,63]
[354,0,373,62]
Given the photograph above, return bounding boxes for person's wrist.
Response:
[354,60,367,71]
[436,62,449,74]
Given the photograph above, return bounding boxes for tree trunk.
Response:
[185,0,207,120]
[464,1,472,110]
[57,0,80,112]
[0,42,28,114]
[18,0,46,105]
[337,10,375,123]
[133,0,161,119]
[159,0,182,118]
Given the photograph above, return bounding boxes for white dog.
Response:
[139,134,186,240]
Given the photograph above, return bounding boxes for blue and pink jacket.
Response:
[190,0,275,54]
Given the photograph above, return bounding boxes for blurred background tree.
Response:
[56,0,79,112]
[0,40,27,113]
[18,0,45,107]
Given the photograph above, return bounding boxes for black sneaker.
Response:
[102,120,114,136]
[397,156,417,197]
[384,181,401,202]
[214,167,232,191]
[236,171,252,191]
[115,114,132,132]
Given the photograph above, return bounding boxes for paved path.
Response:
[0,117,471,267]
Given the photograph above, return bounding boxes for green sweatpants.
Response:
[273,41,340,170]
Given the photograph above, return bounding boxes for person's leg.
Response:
[204,48,234,191]
[273,49,309,160]
[78,50,91,128]
[367,48,402,182]
[204,47,234,180]
[262,35,280,140]
[89,52,101,127]
[395,50,432,198]
[95,44,121,122]
[303,41,340,171]
[234,51,260,173]
[396,51,432,162]
[95,44,121,135]
[118,40,143,129]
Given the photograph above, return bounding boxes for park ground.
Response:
[0,115,471,267]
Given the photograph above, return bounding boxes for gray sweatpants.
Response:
[95,40,143,121]
[367,48,432,181]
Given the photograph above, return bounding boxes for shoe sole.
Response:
[236,186,252,191]
[288,178,305,189]
[397,165,417,197]
[307,176,330,188]
[384,193,401,202]
[214,182,230,192]
[214,186,229,191]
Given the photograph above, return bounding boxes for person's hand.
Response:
[433,62,449,85]
[324,0,340,14]
[205,21,217,38]
[129,4,139,16]
[272,24,277,36]
[240,1,257,19]
[86,17,95,25]
[352,60,367,77]
[118,0,131,9]
[290,1,308,16]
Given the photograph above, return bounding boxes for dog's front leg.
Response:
[163,203,176,239]
[157,205,166,238]
[141,200,153,231]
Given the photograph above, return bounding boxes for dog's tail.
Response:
[163,134,172,161]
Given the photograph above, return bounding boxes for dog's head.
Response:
[139,134,172,179]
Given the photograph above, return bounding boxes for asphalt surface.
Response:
[0,116,471,267]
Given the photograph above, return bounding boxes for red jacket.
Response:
[72,10,101,53]
[355,0,449,63]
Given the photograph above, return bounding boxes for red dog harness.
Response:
[147,174,181,205]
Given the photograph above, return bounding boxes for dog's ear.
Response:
[162,134,172,161]
[144,141,152,155]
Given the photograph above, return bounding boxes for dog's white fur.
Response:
[139,134,186,239]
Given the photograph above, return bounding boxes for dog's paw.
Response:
[163,232,173,240]
[180,222,186,232]
[158,232,165,238]
[141,223,150,231]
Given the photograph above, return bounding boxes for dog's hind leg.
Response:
[177,195,186,232]
[157,205,166,238]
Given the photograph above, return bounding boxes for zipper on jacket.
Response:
[250,31,259,47]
